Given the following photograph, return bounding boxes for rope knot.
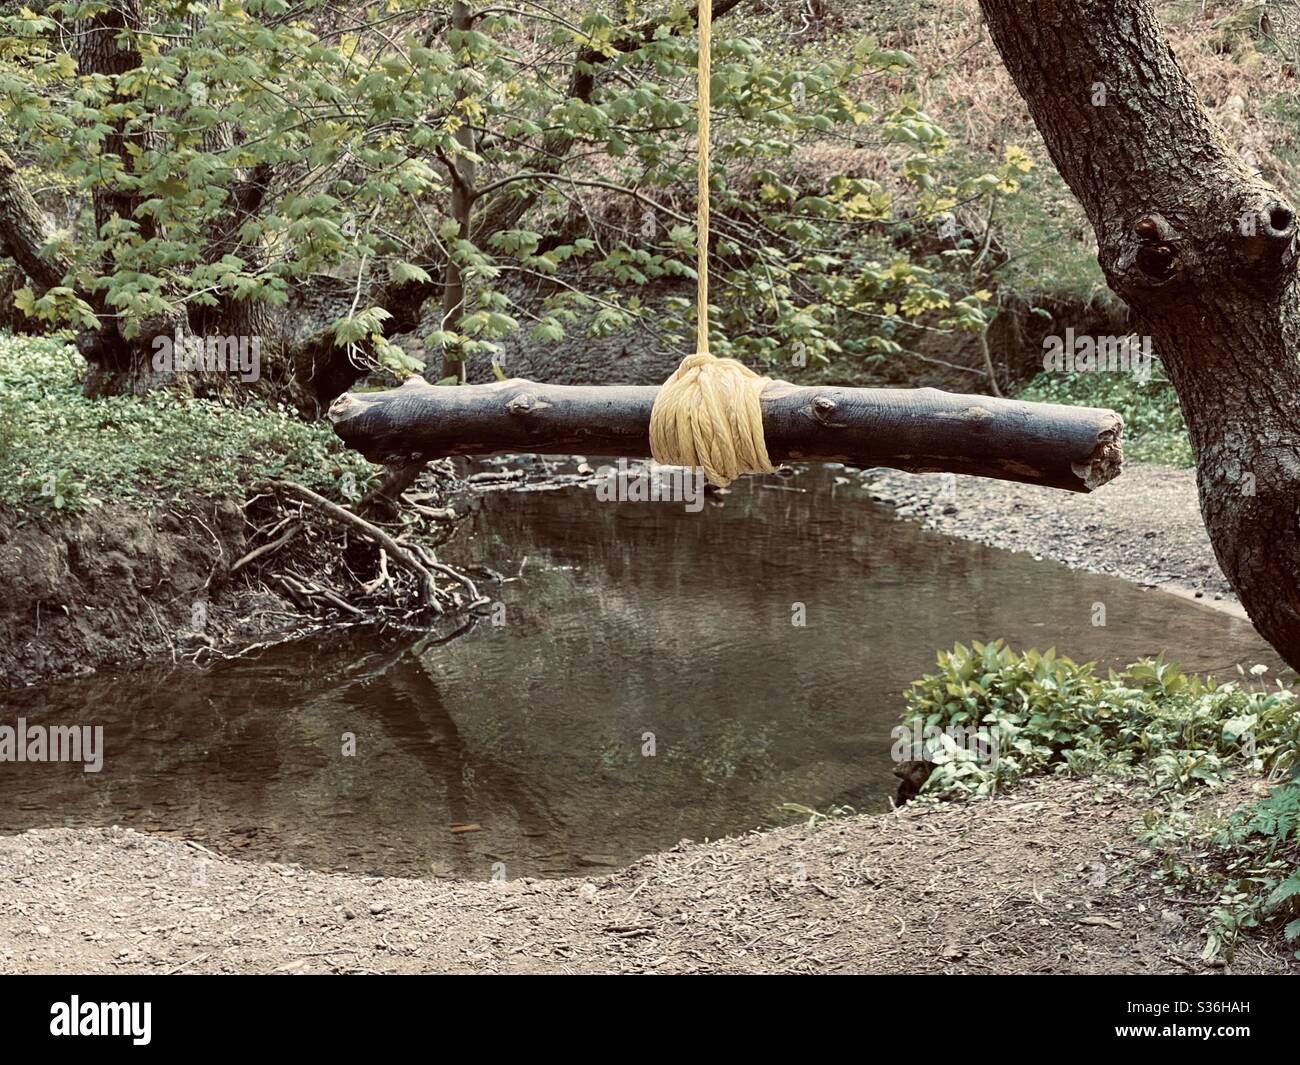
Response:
[649,352,775,488]
[677,352,718,373]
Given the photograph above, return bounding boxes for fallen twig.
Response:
[231,521,302,575]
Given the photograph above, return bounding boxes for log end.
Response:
[327,384,421,465]
[326,389,370,430]
[1072,412,1124,491]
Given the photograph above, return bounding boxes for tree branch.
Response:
[0,148,71,293]
[328,376,1124,493]
[308,0,755,376]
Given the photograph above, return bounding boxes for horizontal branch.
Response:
[328,376,1124,493]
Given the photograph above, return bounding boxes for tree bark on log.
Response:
[329,376,1123,493]
[976,0,1300,670]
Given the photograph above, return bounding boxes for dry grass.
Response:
[863,0,1298,189]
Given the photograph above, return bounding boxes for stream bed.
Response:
[0,465,1282,880]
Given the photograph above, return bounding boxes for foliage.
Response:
[903,641,1296,800]
[1017,361,1193,466]
[0,1,1025,375]
[1203,775,1300,958]
[0,333,374,513]
[0,1,1294,392]
[1144,764,1300,967]
[1141,771,1300,961]
[778,801,855,829]
[903,639,1300,957]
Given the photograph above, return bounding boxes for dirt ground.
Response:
[0,777,1290,975]
[0,501,294,689]
[865,463,1234,602]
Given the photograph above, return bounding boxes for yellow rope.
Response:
[648,0,775,488]
[695,0,712,357]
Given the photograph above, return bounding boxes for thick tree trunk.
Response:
[976,0,1300,669]
[0,149,71,294]
[75,2,150,245]
[328,376,1123,493]
[72,1,170,395]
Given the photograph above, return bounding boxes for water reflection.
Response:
[0,466,1282,878]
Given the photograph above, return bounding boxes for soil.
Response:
[863,463,1235,603]
[0,501,291,689]
[1,776,1290,975]
[0,470,477,690]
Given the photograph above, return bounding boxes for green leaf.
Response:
[389,262,433,285]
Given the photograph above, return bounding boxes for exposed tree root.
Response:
[230,520,302,575]
[227,474,488,629]
[257,479,440,608]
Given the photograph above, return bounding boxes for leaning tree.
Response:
[968,0,1300,671]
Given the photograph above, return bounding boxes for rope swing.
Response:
[648,0,777,487]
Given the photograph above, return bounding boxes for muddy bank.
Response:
[0,460,494,689]
[1,458,1237,689]
[863,464,1235,605]
[0,502,291,689]
[0,776,1288,975]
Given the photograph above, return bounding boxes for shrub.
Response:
[1016,364,1192,467]
[902,640,1300,958]
[1148,773,1300,961]
[0,334,376,514]
[903,641,1295,798]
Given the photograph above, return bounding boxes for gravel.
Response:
[862,463,1235,603]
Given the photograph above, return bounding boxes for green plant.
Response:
[0,4,1017,383]
[903,642,1296,800]
[902,640,1300,958]
[1016,362,1193,466]
[30,467,98,514]
[1164,773,1300,960]
[778,801,855,829]
[0,333,376,512]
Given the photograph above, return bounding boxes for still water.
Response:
[0,466,1282,879]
